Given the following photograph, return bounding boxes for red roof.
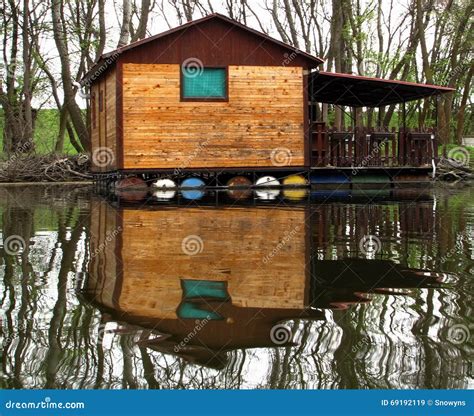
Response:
[82,13,323,83]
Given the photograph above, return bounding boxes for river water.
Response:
[0,185,472,389]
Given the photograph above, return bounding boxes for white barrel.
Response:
[256,189,280,200]
[255,176,280,187]
[151,178,177,189]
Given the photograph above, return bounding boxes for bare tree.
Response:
[51,0,90,151]
[117,0,131,47]
[0,0,37,154]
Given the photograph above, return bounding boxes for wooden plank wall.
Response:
[122,64,305,169]
[91,69,117,172]
[105,69,117,170]
[110,206,308,319]
[90,83,100,171]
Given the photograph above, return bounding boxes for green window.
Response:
[182,67,227,99]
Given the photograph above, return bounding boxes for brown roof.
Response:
[310,71,455,107]
[82,13,323,84]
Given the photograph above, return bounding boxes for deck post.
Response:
[435,94,440,158]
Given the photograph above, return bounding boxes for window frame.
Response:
[180,65,229,102]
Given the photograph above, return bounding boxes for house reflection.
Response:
[83,198,444,369]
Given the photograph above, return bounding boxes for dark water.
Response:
[0,185,473,389]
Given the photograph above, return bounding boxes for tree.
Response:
[51,0,90,151]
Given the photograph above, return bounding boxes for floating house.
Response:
[82,200,443,366]
[82,13,454,187]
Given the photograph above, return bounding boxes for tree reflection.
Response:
[0,187,472,389]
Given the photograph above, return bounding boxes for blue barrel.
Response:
[310,172,350,185]
[181,177,206,189]
[182,189,204,200]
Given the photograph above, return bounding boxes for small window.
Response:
[181,67,227,101]
[91,92,97,129]
[99,90,104,112]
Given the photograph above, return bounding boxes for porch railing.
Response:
[311,123,438,168]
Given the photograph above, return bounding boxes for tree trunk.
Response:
[455,65,473,145]
[51,0,90,151]
[21,0,33,147]
[117,0,131,47]
[131,0,151,41]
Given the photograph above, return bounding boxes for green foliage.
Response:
[0,109,78,157]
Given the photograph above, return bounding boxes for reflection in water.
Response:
[0,186,473,389]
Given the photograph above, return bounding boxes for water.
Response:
[0,185,473,389]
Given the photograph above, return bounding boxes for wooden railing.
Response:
[311,123,438,168]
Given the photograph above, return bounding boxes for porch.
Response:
[310,125,437,168]
[308,71,454,169]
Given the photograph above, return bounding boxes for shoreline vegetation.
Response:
[0,154,91,183]
[0,149,472,184]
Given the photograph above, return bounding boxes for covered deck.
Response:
[308,71,454,170]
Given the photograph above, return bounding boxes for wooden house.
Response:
[83,13,322,175]
[82,13,454,185]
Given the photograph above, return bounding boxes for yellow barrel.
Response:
[282,174,307,187]
[283,188,308,200]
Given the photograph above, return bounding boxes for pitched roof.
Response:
[82,13,323,84]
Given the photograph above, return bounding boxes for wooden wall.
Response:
[122,64,305,169]
[87,203,308,319]
[90,69,117,172]
[90,83,100,170]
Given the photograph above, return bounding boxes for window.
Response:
[91,92,96,129]
[181,67,227,101]
[99,90,104,112]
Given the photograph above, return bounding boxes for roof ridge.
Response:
[82,13,323,83]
